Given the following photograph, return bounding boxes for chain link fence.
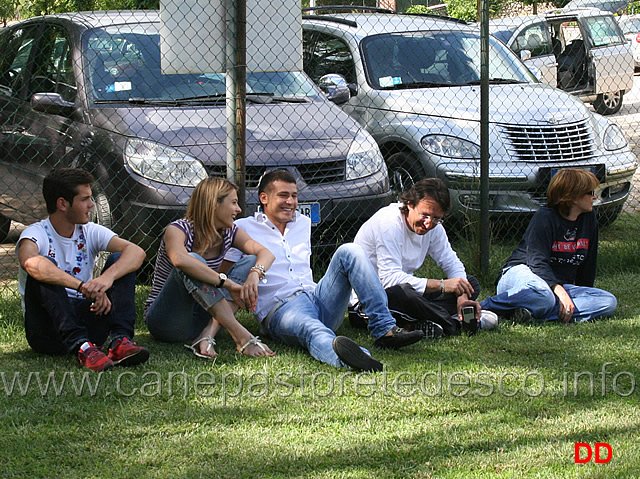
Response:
[1,2,639,298]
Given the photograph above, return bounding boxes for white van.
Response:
[490,8,634,115]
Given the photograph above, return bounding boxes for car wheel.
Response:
[385,151,423,199]
[0,213,11,243]
[91,190,114,229]
[90,189,114,276]
[593,91,623,115]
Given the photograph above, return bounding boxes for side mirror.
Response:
[318,74,351,105]
[31,92,76,116]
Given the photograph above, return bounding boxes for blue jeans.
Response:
[265,244,396,368]
[146,254,256,343]
[480,264,617,322]
[24,253,137,354]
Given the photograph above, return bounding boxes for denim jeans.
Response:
[480,264,617,322]
[24,253,137,355]
[265,244,395,368]
[146,254,256,343]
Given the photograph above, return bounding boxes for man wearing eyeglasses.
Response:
[352,178,498,336]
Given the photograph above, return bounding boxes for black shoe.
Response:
[373,326,425,349]
[347,304,369,330]
[511,308,533,324]
[332,336,383,372]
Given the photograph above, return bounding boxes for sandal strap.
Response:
[239,336,266,354]
[185,336,216,352]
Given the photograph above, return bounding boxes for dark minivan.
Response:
[0,10,391,251]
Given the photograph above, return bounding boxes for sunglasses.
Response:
[419,214,445,225]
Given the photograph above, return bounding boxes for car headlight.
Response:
[125,138,208,186]
[421,135,480,159]
[346,129,385,180]
[603,123,628,151]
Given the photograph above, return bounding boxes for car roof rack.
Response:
[302,14,358,27]
[302,6,394,14]
[302,5,467,27]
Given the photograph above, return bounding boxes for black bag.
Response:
[387,283,460,336]
[349,283,460,336]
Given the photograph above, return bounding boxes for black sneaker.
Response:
[511,308,533,324]
[347,304,369,330]
[332,336,383,372]
[419,320,445,339]
[373,326,425,349]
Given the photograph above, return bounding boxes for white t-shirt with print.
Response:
[16,218,116,300]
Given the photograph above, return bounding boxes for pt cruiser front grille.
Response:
[500,120,596,162]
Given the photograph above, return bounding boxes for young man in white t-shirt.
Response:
[16,168,149,371]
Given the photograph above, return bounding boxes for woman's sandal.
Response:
[238,336,268,356]
[184,336,217,359]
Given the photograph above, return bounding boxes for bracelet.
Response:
[440,279,445,295]
[77,281,85,293]
[250,265,267,283]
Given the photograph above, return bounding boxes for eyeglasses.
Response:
[419,214,445,225]
[586,191,596,197]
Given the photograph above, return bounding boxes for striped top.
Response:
[144,218,238,316]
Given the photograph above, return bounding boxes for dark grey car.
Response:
[0,10,391,251]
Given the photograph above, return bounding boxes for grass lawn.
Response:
[2,216,640,478]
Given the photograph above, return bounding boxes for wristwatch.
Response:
[217,273,227,288]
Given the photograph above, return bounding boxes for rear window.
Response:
[583,15,626,47]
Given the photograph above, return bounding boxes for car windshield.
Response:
[84,23,323,103]
[361,30,535,89]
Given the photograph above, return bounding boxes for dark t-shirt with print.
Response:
[501,206,598,287]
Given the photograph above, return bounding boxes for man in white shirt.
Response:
[225,169,423,371]
[353,178,498,335]
[16,168,149,371]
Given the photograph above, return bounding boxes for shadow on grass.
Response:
[2,260,640,476]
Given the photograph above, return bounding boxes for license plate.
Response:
[297,203,321,224]
[551,166,597,177]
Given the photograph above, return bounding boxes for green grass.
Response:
[2,217,640,478]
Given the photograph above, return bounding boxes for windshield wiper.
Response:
[380,81,451,90]
[270,96,311,103]
[246,93,311,104]
[175,93,226,103]
[467,78,524,85]
[128,98,180,105]
[94,92,311,105]
[94,98,179,105]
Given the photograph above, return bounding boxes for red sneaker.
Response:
[108,338,149,367]
[78,342,114,372]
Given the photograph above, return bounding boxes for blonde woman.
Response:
[145,177,275,358]
[480,168,617,323]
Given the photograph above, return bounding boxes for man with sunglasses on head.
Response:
[352,178,498,336]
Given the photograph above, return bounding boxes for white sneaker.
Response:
[479,310,499,330]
